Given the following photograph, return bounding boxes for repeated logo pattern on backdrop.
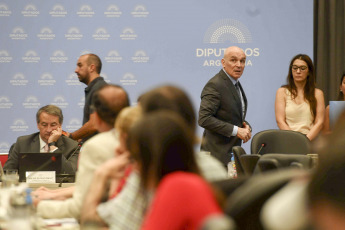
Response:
[0,1,313,153]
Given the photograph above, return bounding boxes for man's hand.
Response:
[237,122,252,143]
[48,126,62,143]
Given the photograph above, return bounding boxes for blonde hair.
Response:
[115,106,142,135]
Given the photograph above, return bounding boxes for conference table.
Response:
[0,182,79,230]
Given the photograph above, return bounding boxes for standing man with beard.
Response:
[67,54,107,142]
[198,46,252,167]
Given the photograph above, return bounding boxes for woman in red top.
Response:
[127,111,222,230]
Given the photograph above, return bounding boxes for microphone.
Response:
[257,143,266,155]
[67,142,83,161]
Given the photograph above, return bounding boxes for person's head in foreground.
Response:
[114,105,142,153]
[139,85,196,133]
[307,114,345,230]
[127,110,200,190]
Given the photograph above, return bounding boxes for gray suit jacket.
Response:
[4,132,79,174]
[198,69,249,166]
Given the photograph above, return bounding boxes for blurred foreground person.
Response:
[308,111,345,230]
[81,85,227,229]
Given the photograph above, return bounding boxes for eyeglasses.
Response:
[291,65,308,72]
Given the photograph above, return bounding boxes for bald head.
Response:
[92,84,130,126]
[223,46,244,59]
[222,46,246,80]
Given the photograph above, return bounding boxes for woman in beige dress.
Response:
[275,54,325,141]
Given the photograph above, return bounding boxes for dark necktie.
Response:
[235,82,245,118]
[235,82,241,96]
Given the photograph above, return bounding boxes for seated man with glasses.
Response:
[4,105,80,174]
[274,54,325,141]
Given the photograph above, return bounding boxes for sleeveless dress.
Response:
[285,89,313,134]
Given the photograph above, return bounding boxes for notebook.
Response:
[329,101,345,129]
[18,152,62,182]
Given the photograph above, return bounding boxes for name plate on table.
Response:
[26,171,56,183]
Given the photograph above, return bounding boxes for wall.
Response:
[0,0,313,154]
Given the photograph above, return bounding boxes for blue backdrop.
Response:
[0,0,313,154]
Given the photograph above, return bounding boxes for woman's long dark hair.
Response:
[127,111,200,190]
[337,73,345,101]
[283,54,317,121]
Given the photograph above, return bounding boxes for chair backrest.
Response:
[224,169,305,230]
[251,129,310,155]
[255,153,313,174]
[232,146,246,176]
[233,146,261,176]
[240,154,261,175]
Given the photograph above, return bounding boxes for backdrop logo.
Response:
[10,73,29,86]
[92,28,110,40]
[105,50,122,63]
[22,50,40,63]
[65,27,83,40]
[0,50,12,63]
[9,27,28,40]
[131,5,149,18]
[78,97,85,108]
[131,50,149,63]
[104,4,122,18]
[0,4,12,16]
[50,4,67,17]
[120,73,137,86]
[37,27,56,40]
[10,119,29,132]
[0,142,10,153]
[38,73,56,86]
[21,4,39,17]
[50,50,68,63]
[52,95,69,108]
[102,73,111,83]
[66,118,81,131]
[203,19,252,44]
[22,96,41,109]
[120,28,138,40]
[77,5,94,17]
[66,73,82,86]
[80,50,91,56]
[0,96,13,109]
[196,19,259,67]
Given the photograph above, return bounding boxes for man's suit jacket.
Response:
[4,132,79,174]
[198,69,249,166]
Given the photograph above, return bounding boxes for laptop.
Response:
[18,152,62,182]
[329,101,345,129]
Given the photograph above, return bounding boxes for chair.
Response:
[255,153,313,173]
[0,143,14,167]
[232,146,246,176]
[232,129,311,177]
[251,129,310,155]
[224,169,305,230]
[233,146,260,176]
[212,176,248,198]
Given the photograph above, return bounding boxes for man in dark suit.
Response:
[198,46,252,166]
[4,105,79,174]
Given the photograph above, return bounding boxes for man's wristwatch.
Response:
[48,141,57,147]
